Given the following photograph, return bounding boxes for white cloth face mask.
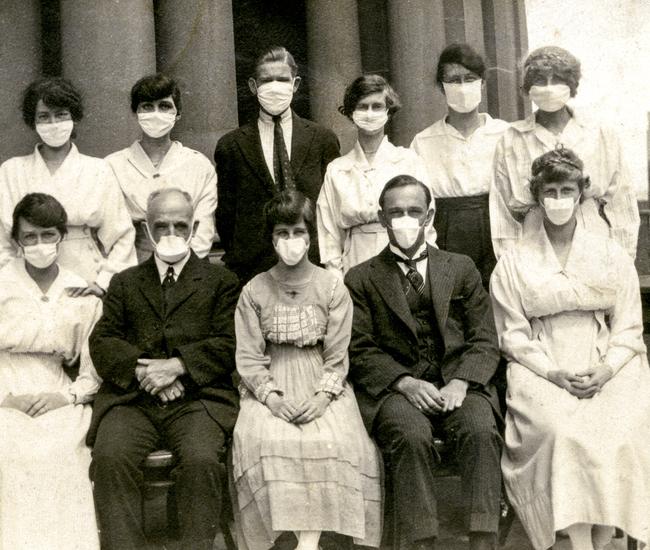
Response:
[443,80,482,113]
[352,109,389,133]
[543,196,579,226]
[390,215,423,249]
[529,84,571,113]
[35,120,74,148]
[274,236,308,266]
[145,223,192,264]
[256,81,295,116]
[137,112,177,138]
[22,242,59,269]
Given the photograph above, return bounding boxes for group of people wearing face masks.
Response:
[0,39,648,550]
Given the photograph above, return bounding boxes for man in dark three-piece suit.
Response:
[215,45,339,284]
[88,188,239,550]
[345,175,503,550]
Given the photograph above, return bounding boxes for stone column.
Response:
[0,0,41,160]
[60,0,156,157]
[387,0,447,146]
[155,0,238,160]
[482,0,529,121]
[306,0,362,154]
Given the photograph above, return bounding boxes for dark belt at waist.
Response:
[435,193,489,211]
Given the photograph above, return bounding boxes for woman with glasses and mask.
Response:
[106,73,217,263]
[489,46,639,260]
[490,148,650,550]
[411,44,509,289]
[232,190,381,550]
[0,77,136,296]
[0,193,102,550]
[317,74,435,276]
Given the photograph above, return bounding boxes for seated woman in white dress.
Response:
[0,77,136,295]
[0,193,103,550]
[317,74,435,275]
[105,73,217,262]
[489,46,639,259]
[233,190,382,550]
[490,147,650,550]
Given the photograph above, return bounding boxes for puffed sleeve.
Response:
[235,282,281,403]
[316,277,353,397]
[603,246,646,374]
[94,163,137,289]
[316,165,348,274]
[189,156,218,258]
[490,254,557,378]
[489,136,523,259]
[66,297,103,404]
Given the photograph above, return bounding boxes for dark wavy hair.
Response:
[529,146,590,201]
[436,43,486,88]
[253,46,299,79]
[338,74,402,119]
[11,193,68,241]
[130,73,182,114]
[523,46,581,97]
[263,189,315,240]
[22,77,83,129]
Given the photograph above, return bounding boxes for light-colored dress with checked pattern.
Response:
[232,267,382,550]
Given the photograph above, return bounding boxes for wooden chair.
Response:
[142,448,236,550]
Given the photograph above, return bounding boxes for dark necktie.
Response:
[272,114,295,190]
[394,251,427,295]
[162,265,175,297]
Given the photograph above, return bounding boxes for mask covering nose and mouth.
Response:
[390,215,423,249]
[146,224,192,264]
[442,80,482,113]
[36,120,74,148]
[352,109,389,133]
[274,236,308,266]
[256,81,295,116]
[137,112,177,138]
[543,196,579,226]
[529,84,571,113]
[22,242,59,269]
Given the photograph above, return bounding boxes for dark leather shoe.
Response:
[469,532,497,550]
[412,537,436,550]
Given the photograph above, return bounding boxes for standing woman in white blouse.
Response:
[0,77,136,296]
[106,74,217,263]
[317,75,435,275]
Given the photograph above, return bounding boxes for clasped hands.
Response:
[548,363,614,398]
[394,376,469,414]
[135,358,186,403]
[1,392,69,417]
[266,391,331,424]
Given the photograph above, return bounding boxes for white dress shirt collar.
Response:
[153,250,191,283]
[258,108,292,124]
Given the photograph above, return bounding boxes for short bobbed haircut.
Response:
[130,73,182,114]
[379,175,432,211]
[529,147,590,201]
[436,43,486,87]
[22,77,83,128]
[11,193,68,242]
[338,74,402,119]
[253,46,298,79]
[523,46,581,97]
[263,190,315,239]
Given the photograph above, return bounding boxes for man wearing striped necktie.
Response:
[345,175,503,550]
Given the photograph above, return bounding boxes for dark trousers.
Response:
[434,194,496,289]
[373,392,502,546]
[90,399,227,550]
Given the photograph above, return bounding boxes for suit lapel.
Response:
[235,121,275,192]
[290,113,315,178]
[138,257,165,320]
[426,245,454,334]
[370,247,418,339]
[164,253,204,318]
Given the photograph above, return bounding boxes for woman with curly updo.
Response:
[489,46,639,259]
[490,147,650,550]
